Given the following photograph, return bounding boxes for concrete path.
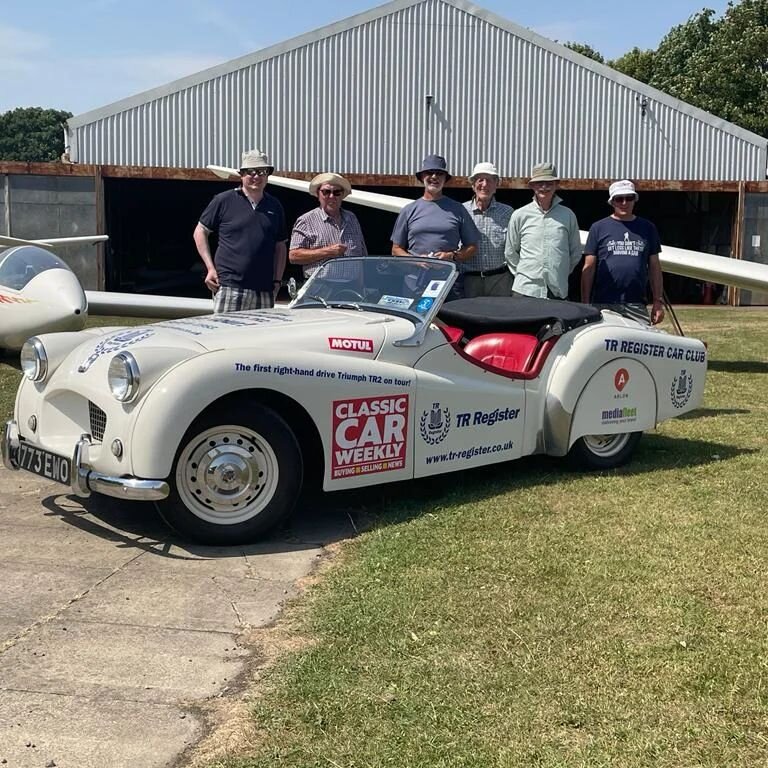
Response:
[0,465,354,767]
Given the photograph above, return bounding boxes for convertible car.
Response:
[2,257,707,544]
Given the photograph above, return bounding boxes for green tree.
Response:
[564,42,605,63]
[610,47,656,84]
[610,1,768,138]
[0,107,73,162]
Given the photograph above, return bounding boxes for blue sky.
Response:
[1,0,730,115]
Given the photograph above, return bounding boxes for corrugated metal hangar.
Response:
[3,0,768,303]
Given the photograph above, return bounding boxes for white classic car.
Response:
[2,257,707,545]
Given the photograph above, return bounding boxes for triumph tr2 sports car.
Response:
[2,256,707,544]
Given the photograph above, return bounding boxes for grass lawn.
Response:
[201,308,768,768]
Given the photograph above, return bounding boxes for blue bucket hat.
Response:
[416,154,452,181]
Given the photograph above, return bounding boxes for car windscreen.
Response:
[291,256,456,322]
[0,245,72,290]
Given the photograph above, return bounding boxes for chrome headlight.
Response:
[108,352,140,402]
[20,337,48,382]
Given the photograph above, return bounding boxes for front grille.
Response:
[88,401,107,442]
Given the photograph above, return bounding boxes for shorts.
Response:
[213,286,273,313]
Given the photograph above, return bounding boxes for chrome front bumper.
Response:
[2,419,169,502]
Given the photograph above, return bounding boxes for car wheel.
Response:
[567,431,642,470]
[157,404,303,545]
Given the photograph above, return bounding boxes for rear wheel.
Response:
[157,404,303,545]
[567,431,642,470]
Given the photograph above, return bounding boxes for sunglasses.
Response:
[319,188,344,197]
[612,196,635,203]
[241,168,270,177]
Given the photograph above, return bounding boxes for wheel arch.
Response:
[188,389,325,484]
[567,359,657,451]
[543,358,658,456]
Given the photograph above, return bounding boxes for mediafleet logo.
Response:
[601,406,638,423]
[331,394,409,479]
[328,337,374,353]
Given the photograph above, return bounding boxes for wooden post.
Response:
[728,180,746,306]
[94,166,106,290]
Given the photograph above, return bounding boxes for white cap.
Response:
[608,179,638,202]
[469,162,500,182]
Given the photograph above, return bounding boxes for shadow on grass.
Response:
[678,406,751,420]
[708,359,768,374]
[37,434,749,556]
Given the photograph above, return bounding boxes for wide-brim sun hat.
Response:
[528,161,559,184]
[608,179,639,202]
[239,149,274,174]
[469,162,500,182]
[308,172,352,198]
[416,153,452,181]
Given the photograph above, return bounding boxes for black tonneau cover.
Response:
[437,296,602,338]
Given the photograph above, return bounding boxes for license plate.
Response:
[17,440,71,486]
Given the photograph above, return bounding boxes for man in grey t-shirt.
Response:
[391,154,478,262]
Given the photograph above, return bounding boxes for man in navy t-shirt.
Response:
[194,149,287,313]
[581,180,665,325]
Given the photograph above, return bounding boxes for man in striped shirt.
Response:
[461,162,514,298]
[289,173,368,281]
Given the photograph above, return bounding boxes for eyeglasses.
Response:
[424,171,447,178]
[241,168,270,177]
[612,196,635,203]
[319,188,344,197]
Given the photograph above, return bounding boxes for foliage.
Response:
[0,107,73,162]
[610,1,768,138]
[610,46,657,84]
[564,41,604,63]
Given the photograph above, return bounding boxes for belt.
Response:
[463,265,509,277]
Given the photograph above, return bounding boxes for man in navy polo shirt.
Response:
[194,149,287,312]
[581,179,665,325]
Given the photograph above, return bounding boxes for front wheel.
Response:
[567,431,642,470]
[157,404,303,545]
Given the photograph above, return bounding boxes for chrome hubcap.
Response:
[177,426,279,525]
[583,433,631,458]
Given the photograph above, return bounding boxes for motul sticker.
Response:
[331,394,409,479]
[328,337,374,353]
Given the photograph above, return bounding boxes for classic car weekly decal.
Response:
[331,394,409,479]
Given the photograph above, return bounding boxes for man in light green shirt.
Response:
[504,162,582,299]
